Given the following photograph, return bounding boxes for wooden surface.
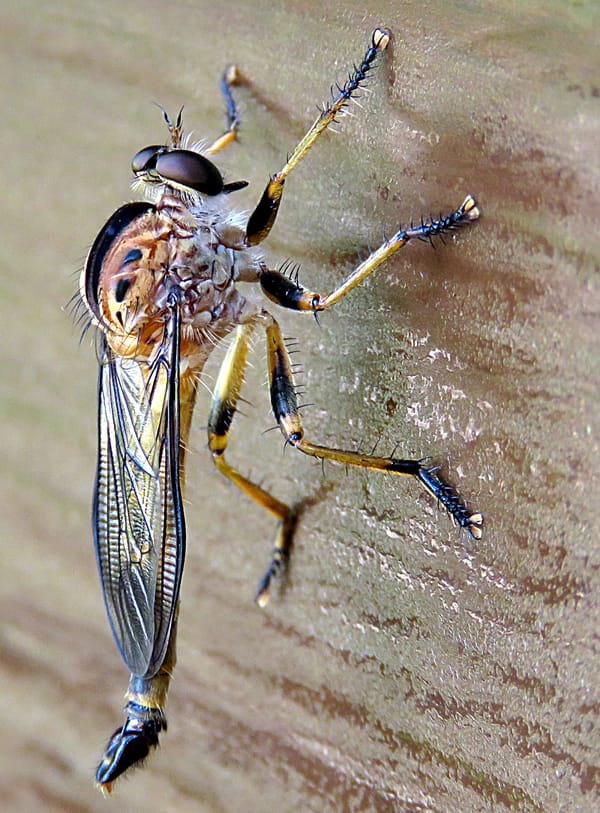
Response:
[1,1,599,811]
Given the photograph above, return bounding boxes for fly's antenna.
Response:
[155,103,185,147]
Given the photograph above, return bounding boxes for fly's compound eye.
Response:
[132,146,224,196]
[155,150,224,196]
[131,145,166,174]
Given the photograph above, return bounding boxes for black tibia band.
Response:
[96,706,166,788]
[260,270,310,309]
[208,399,236,444]
[266,321,303,440]
[270,344,299,426]
[246,179,285,246]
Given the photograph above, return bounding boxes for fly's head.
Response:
[131,108,247,203]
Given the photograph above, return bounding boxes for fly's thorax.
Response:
[89,200,254,362]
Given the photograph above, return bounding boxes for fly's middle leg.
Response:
[95,613,179,794]
[262,312,483,539]
[260,195,480,312]
[208,322,297,606]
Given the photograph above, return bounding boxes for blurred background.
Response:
[1,1,598,811]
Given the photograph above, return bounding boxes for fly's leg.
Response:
[245,27,390,245]
[208,322,297,606]
[261,311,483,538]
[206,65,246,155]
[95,613,179,794]
[260,195,480,311]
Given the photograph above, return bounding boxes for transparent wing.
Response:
[93,310,185,679]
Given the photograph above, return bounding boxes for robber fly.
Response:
[78,27,483,792]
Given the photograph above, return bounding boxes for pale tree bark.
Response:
[1,1,598,811]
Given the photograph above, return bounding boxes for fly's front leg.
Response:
[260,195,480,311]
[205,65,246,155]
[245,28,390,246]
[95,614,179,794]
[262,312,483,538]
[208,322,297,606]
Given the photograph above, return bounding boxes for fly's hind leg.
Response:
[208,322,297,606]
[261,312,483,539]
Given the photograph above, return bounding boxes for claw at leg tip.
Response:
[96,781,113,797]
[468,512,484,539]
[373,27,391,51]
[462,194,481,222]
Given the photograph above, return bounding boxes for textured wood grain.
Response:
[1,1,598,811]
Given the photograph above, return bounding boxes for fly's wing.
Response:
[93,313,185,678]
